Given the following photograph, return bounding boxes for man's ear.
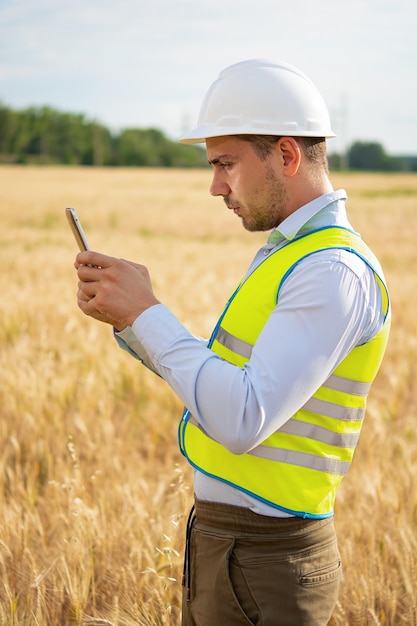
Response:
[276,137,301,176]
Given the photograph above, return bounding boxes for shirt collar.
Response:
[267,189,348,245]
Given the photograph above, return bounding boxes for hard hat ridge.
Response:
[180,58,335,144]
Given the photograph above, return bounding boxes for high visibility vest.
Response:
[179,227,391,519]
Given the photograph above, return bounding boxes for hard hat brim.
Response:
[179,126,336,145]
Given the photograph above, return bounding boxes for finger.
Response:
[77,280,97,299]
[77,290,92,312]
[76,250,115,269]
[77,286,92,303]
[77,263,104,281]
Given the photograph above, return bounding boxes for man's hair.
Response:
[238,134,329,172]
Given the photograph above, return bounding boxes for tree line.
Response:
[0,104,208,167]
[329,142,416,172]
[0,103,415,171]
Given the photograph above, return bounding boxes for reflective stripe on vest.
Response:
[187,413,357,467]
[179,227,391,519]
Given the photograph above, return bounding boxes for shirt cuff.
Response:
[131,303,190,370]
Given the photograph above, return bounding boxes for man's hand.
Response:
[75,251,160,331]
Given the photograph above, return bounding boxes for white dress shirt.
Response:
[116,190,386,517]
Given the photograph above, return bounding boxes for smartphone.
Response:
[65,207,91,251]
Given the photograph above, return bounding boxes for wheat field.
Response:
[0,165,416,625]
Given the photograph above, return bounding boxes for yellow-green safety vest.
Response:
[178,227,391,519]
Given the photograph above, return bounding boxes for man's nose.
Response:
[210,171,231,197]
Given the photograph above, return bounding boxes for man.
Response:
[75,60,390,625]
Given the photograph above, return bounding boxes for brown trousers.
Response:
[182,499,341,626]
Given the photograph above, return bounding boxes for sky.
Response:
[0,0,416,156]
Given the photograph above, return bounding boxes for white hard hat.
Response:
[180,59,335,144]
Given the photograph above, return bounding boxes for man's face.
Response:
[206,135,289,232]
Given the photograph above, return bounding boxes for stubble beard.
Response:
[241,165,289,233]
